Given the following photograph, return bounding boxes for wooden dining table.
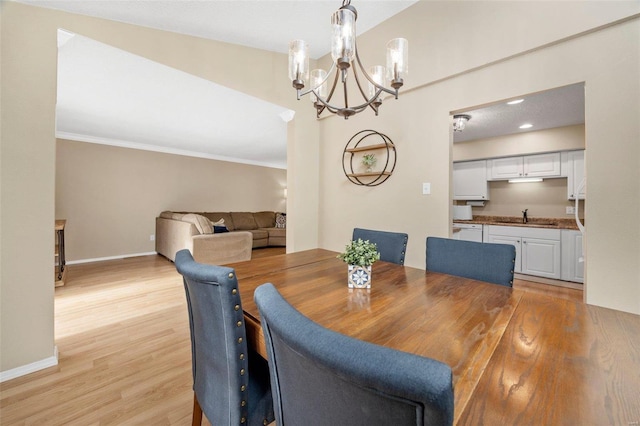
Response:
[228,249,640,425]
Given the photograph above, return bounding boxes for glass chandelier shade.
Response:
[288,0,408,119]
[331,8,356,68]
[288,40,309,90]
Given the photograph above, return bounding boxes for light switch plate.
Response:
[566,206,575,214]
[422,182,431,195]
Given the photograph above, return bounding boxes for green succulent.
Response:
[337,238,381,266]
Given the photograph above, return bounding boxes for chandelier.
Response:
[288,0,408,119]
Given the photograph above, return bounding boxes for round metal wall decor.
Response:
[342,130,396,186]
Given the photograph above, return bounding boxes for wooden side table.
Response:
[55,219,66,287]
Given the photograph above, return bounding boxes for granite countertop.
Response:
[453,215,582,230]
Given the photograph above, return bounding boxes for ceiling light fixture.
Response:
[288,0,408,119]
[507,99,524,105]
[453,114,471,132]
[519,123,533,129]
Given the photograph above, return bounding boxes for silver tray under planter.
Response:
[348,264,372,289]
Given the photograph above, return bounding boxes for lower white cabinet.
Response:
[485,226,561,280]
[487,234,522,273]
[561,230,584,283]
[521,237,561,279]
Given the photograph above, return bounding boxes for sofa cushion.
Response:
[231,212,258,230]
[265,227,286,239]
[265,227,286,247]
[254,211,276,228]
[247,229,269,240]
[182,213,213,234]
[203,212,235,231]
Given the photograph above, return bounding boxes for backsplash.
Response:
[454,178,585,219]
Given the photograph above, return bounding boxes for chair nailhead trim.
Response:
[232,288,238,295]
[241,417,246,423]
[235,305,240,311]
[240,368,245,375]
[241,400,246,407]
[237,321,242,327]
[228,272,235,279]
[238,337,243,344]
[241,385,246,391]
[240,353,245,360]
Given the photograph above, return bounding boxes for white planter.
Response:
[348,264,372,289]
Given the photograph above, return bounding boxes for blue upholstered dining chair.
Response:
[426,237,516,287]
[254,283,454,426]
[352,227,409,265]
[174,249,274,426]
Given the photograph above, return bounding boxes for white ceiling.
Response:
[453,83,585,143]
[57,31,292,168]
[22,0,417,59]
[17,0,416,169]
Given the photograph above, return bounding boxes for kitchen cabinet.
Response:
[487,234,522,273]
[562,150,586,200]
[521,237,561,279]
[561,229,584,283]
[453,160,489,200]
[487,152,561,180]
[485,225,561,279]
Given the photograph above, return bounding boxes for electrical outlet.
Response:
[150,234,155,241]
[566,206,575,214]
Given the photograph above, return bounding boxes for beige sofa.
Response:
[155,211,285,265]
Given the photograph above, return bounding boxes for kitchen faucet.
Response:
[522,209,528,224]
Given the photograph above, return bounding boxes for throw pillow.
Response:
[213,225,229,233]
[275,212,287,229]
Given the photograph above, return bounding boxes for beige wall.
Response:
[1,2,319,374]
[56,139,287,261]
[472,179,585,219]
[317,3,640,315]
[453,124,585,162]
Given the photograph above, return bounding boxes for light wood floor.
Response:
[0,247,582,425]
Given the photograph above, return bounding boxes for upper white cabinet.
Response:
[453,160,489,200]
[488,152,561,180]
[562,150,586,200]
[488,157,523,180]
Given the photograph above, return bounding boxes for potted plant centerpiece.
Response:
[337,238,381,288]
[362,153,377,173]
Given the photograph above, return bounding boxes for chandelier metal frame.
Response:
[289,0,408,119]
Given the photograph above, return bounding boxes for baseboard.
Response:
[67,252,157,265]
[514,273,584,290]
[0,346,58,383]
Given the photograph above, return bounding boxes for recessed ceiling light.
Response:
[519,123,533,129]
[507,99,524,105]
